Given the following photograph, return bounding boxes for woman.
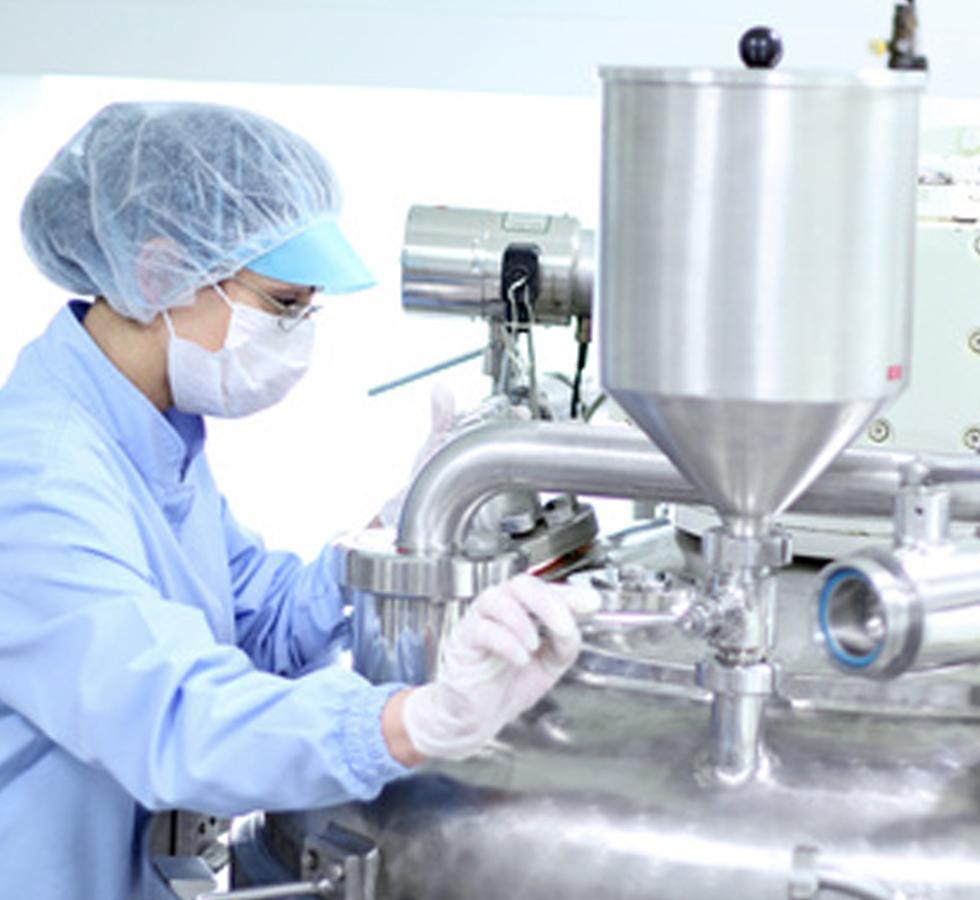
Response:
[0,101,589,899]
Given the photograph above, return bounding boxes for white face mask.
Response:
[164,286,315,417]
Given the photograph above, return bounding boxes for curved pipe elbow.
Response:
[396,422,696,555]
[397,421,980,558]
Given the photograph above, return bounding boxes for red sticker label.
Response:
[887,364,903,381]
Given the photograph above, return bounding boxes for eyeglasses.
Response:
[227,277,322,332]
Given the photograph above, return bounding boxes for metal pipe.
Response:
[817,485,980,679]
[397,422,980,555]
[398,422,699,554]
[817,540,980,678]
[705,691,768,784]
[695,658,775,785]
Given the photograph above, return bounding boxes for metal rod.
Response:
[195,877,337,900]
[581,611,679,632]
[791,846,899,900]
[819,870,898,900]
[367,348,484,397]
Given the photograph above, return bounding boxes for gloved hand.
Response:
[376,384,456,528]
[402,574,601,760]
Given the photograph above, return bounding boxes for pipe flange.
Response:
[695,658,775,696]
[816,549,920,678]
[701,527,793,570]
[342,543,525,600]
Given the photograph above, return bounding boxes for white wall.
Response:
[0,1,977,98]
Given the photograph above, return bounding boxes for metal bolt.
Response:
[867,418,892,444]
[301,848,320,873]
[677,602,712,638]
[500,510,538,537]
[619,564,646,588]
[974,234,980,258]
[964,426,980,451]
[969,330,980,355]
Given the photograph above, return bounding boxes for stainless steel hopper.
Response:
[599,67,923,533]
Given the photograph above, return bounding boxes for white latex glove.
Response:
[377,384,456,528]
[402,574,602,760]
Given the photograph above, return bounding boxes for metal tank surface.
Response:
[237,557,980,900]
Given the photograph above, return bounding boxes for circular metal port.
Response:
[818,568,885,668]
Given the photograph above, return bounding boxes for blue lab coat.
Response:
[0,302,407,899]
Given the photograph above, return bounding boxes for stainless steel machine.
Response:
[157,19,980,900]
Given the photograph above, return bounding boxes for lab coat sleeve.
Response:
[220,498,354,676]
[0,467,409,817]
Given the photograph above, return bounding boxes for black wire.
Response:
[570,340,589,419]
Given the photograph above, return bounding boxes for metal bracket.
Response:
[893,484,951,548]
[301,823,381,900]
[153,822,379,900]
[152,856,219,900]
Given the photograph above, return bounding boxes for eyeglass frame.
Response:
[225,276,322,332]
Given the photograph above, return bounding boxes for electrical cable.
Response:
[570,340,589,419]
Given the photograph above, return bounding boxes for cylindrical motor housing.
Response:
[401,205,594,325]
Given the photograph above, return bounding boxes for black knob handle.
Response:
[739,26,784,69]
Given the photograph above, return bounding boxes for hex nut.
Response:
[867,418,892,444]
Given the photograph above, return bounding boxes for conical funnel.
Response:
[609,393,885,524]
[599,67,924,525]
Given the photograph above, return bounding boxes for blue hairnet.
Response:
[20,101,342,322]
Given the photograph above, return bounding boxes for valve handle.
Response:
[738,26,784,69]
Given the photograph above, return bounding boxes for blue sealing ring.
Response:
[818,567,883,669]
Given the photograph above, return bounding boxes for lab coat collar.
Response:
[42,302,206,500]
